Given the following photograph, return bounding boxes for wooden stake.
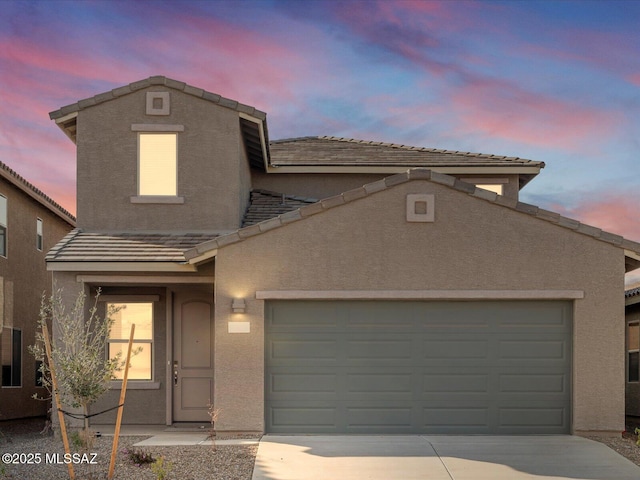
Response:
[42,324,75,480]
[108,324,135,480]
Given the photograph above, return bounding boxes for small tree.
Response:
[30,288,124,436]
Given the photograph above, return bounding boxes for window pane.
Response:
[109,303,153,340]
[0,225,6,257]
[475,184,503,195]
[1,328,20,387]
[11,329,20,386]
[139,133,177,195]
[629,323,639,351]
[0,195,6,226]
[630,352,640,382]
[36,219,43,250]
[1,327,11,386]
[110,342,152,380]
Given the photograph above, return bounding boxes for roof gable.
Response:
[0,160,75,226]
[49,76,270,170]
[185,168,640,270]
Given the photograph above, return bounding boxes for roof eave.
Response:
[46,261,198,273]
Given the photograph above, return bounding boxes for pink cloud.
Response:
[551,193,640,242]
[627,73,640,86]
[449,79,622,153]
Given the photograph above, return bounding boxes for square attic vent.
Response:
[146,92,170,116]
[406,194,435,222]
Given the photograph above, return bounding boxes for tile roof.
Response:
[627,286,640,298]
[243,190,317,227]
[269,136,544,168]
[0,160,75,226]
[49,76,266,122]
[185,168,640,268]
[46,230,219,263]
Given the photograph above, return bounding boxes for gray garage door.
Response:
[265,300,571,434]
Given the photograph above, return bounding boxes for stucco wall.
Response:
[0,178,73,420]
[213,179,624,433]
[76,87,246,232]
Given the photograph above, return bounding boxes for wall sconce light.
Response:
[232,298,246,313]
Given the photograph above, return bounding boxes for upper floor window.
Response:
[0,195,6,257]
[139,133,177,196]
[36,218,43,251]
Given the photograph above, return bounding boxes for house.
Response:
[47,76,640,435]
[0,162,75,420]
[626,285,640,417]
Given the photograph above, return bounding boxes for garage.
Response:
[265,300,572,434]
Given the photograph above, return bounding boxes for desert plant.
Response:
[30,288,124,438]
[206,401,221,451]
[151,455,173,480]
[121,447,156,466]
[635,427,640,446]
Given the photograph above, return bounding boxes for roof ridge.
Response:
[185,168,640,264]
[49,75,267,121]
[0,160,75,225]
[270,135,542,166]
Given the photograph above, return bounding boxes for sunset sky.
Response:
[1,0,639,281]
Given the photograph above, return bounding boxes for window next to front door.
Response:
[108,303,153,380]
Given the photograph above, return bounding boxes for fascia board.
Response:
[265,165,542,175]
[47,262,197,273]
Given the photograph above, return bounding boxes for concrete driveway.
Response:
[252,435,640,480]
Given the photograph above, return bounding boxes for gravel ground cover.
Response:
[3,417,640,479]
[0,419,258,479]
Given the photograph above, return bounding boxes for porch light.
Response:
[232,298,246,313]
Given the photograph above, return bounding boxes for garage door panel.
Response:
[346,407,413,428]
[265,300,571,434]
[423,339,489,359]
[346,373,412,393]
[423,407,489,428]
[499,340,566,360]
[499,374,567,393]
[498,407,567,429]
[347,339,413,360]
[270,373,337,393]
[266,301,342,330]
[422,373,489,393]
[270,407,336,428]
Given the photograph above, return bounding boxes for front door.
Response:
[172,290,214,422]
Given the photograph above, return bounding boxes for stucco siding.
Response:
[0,178,73,420]
[213,179,624,433]
[76,87,246,232]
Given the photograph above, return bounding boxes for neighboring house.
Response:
[626,285,640,417]
[47,76,640,435]
[0,163,75,420]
